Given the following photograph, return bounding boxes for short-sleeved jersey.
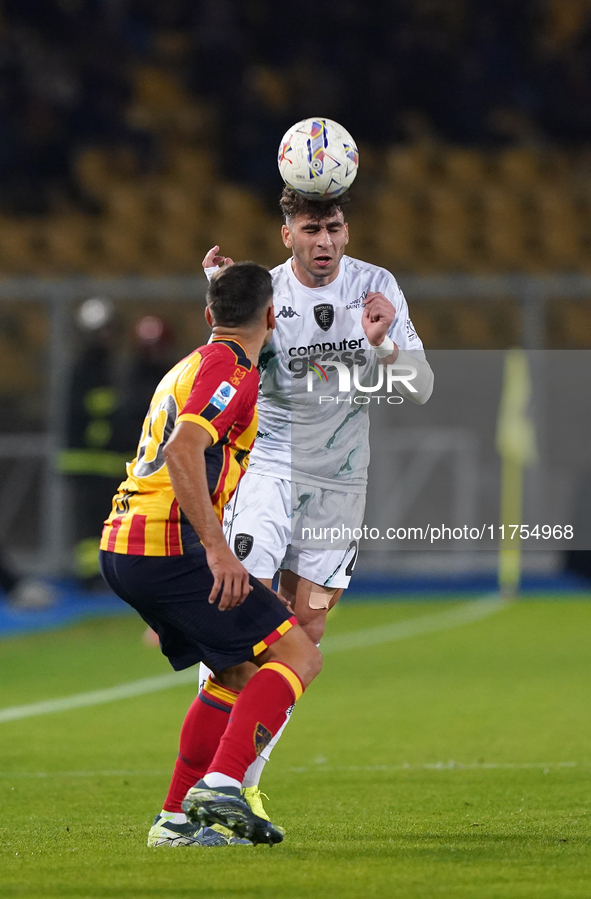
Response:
[250,255,426,492]
[100,338,259,556]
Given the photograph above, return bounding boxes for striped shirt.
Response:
[100,338,258,556]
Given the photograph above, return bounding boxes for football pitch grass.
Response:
[1,596,590,899]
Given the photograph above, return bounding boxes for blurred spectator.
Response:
[58,298,130,589]
[115,314,177,451]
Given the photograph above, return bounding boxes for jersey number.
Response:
[345,540,359,577]
[134,395,178,478]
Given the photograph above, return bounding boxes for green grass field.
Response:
[1,596,591,899]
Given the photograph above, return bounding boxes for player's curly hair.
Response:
[279,187,351,223]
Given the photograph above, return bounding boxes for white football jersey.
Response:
[249,255,425,492]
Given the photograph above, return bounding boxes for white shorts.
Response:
[223,472,365,589]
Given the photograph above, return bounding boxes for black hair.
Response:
[207,262,273,328]
[279,186,351,222]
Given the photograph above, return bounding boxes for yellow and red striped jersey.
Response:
[100,338,259,556]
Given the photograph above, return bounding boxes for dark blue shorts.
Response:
[99,549,295,673]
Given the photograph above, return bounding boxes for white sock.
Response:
[241,639,321,787]
[203,772,242,791]
[242,703,295,787]
[159,810,187,824]
[242,754,267,788]
[198,661,213,693]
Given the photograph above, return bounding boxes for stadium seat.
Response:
[495,148,541,187]
[41,217,90,273]
[450,303,498,347]
[385,146,432,188]
[440,148,488,187]
[105,184,150,228]
[152,225,200,271]
[480,186,533,270]
[373,190,420,269]
[428,187,473,269]
[0,219,41,274]
[551,301,591,347]
[75,148,113,199]
[169,148,215,192]
[534,187,583,269]
[155,185,203,228]
[130,66,202,134]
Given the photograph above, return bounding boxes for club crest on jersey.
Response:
[209,381,237,412]
[234,533,254,560]
[253,721,272,756]
[314,303,334,332]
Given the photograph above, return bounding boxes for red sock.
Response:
[163,677,238,812]
[206,663,304,785]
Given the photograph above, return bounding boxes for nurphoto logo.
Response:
[305,360,417,405]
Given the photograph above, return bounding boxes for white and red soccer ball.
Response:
[277,117,359,200]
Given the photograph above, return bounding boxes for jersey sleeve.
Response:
[384,274,425,354]
[177,347,255,443]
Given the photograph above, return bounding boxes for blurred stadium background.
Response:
[2,5,591,897]
[1,0,591,611]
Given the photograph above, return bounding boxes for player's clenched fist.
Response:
[362,292,396,347]
[202,245,234,270]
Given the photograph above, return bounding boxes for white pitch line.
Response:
[320,594,503,654]
[0,596,504,725]
[0,760,583,779]
[289,760,581,774]
[0,669,201,724]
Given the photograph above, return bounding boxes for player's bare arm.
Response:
[164,420,252,611]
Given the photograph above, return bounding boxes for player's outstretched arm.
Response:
[164,421,252,611]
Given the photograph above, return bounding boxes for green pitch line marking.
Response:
[0,596,503,725]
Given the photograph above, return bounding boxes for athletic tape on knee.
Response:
[309,586,337,610]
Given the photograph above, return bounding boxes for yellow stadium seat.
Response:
[0,219,41,274]
[480,186,532,269]
[534,187,583,268]
[385,146,432,187]
[155,185,202,227]
[75,148,113,199]
[450,304,496,347]
[440,148,488,187]
[552,301,591,347]
[428,187,473,269]
[129,66,202,134]
[152,225,200,271]
[215,184,265,222]
[373,190,420,269]
[496,148,541,186]
[91,224,149,274]
[42,216,90,272]
[104,184,150,227]
[169,148,215,191]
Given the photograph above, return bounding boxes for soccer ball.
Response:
[277,118,359,200]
